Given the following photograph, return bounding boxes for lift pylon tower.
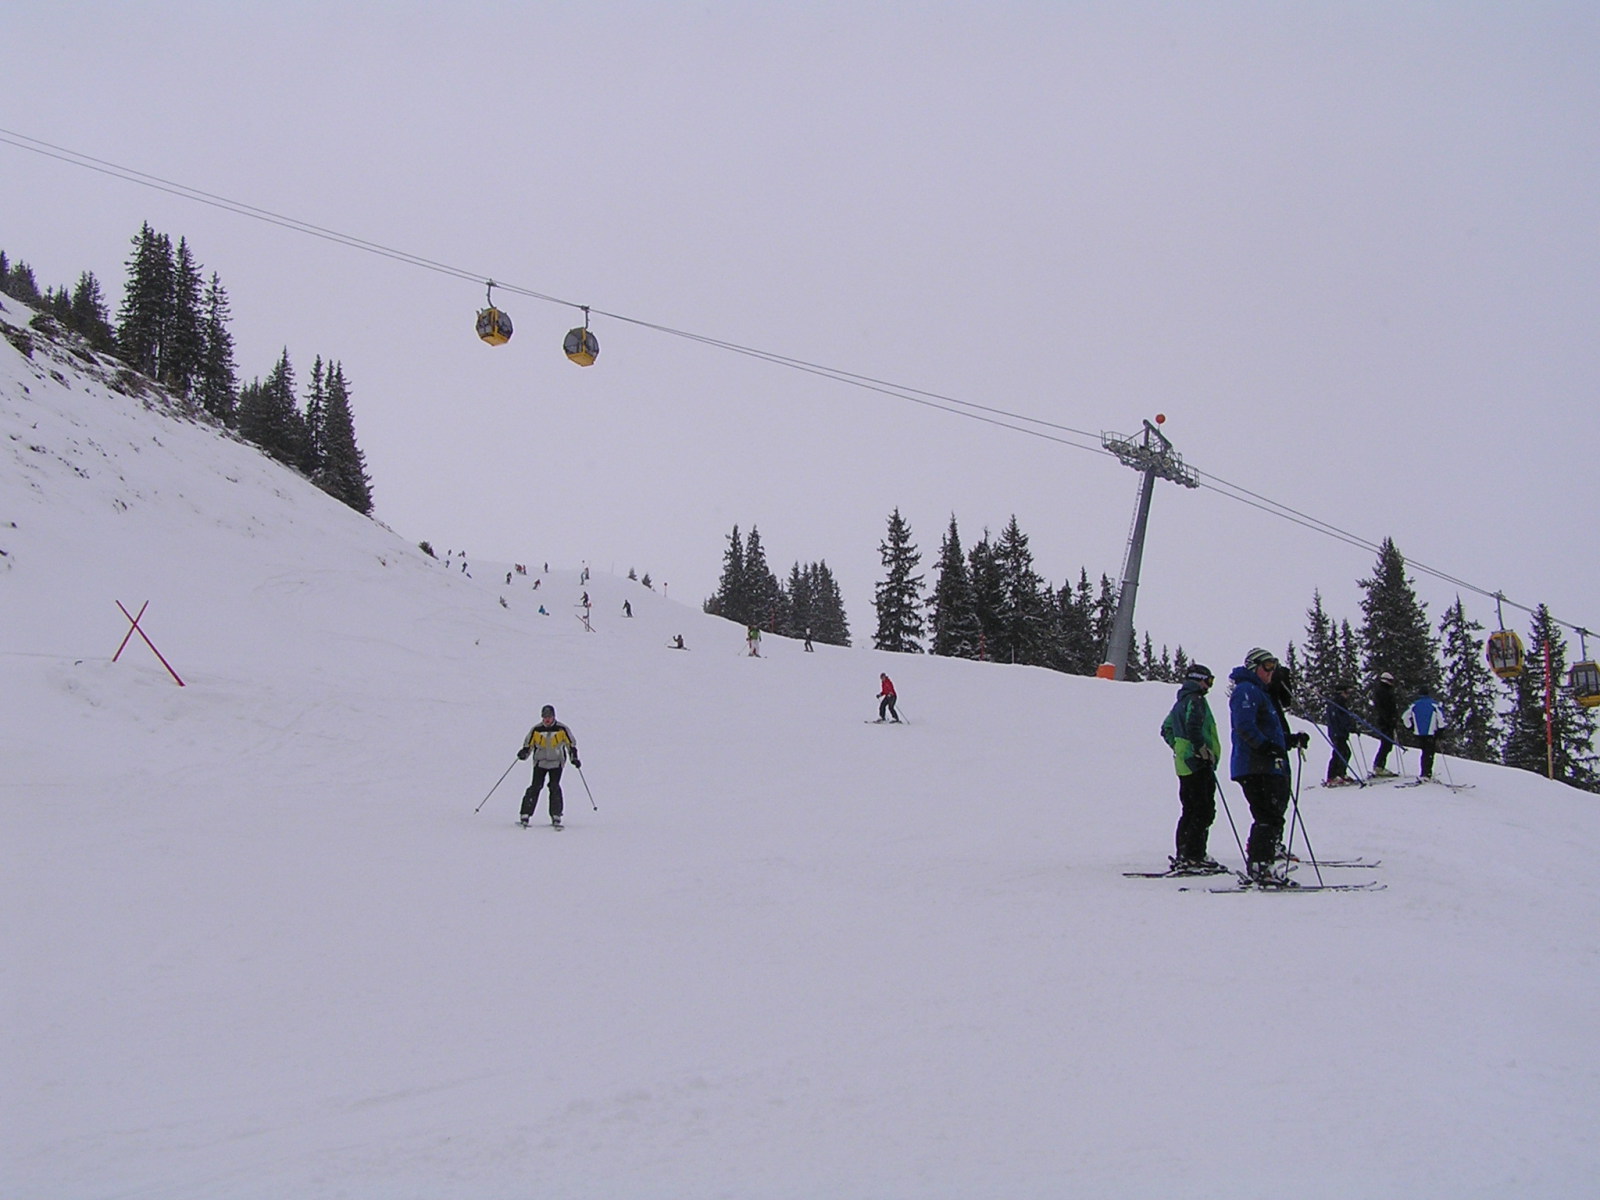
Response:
[1099,415,1198,680]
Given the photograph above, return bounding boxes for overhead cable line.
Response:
[2,126,1588,637]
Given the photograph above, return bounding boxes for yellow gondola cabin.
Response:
[1486,629,1525,680]
[564,326,599,366]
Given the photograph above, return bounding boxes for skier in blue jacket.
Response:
[1403,689,1448,780]
[1323,682,1360,786]
[1229,648,1292,884]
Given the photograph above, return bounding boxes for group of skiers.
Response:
[1160,649,1449,884]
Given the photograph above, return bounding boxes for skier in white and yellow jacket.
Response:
[516,704,580,827]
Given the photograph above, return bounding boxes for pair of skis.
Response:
[1127,860,1384,892]
[1395,777,1475,792]
[1190,871,1385,894]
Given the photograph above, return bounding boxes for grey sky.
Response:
[5,2,1597,666]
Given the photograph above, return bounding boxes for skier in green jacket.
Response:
[1160,664,1224,874]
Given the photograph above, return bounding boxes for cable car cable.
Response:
[3,125,1590,637]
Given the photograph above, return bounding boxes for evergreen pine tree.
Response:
[812,560,851,647]
[1,254,43,303]
[117,223,175,379]
[704,525,748,623]
[195,273,237,423]
[315,362,373,515]
[164,237,206,397]
[1358,538,1442,701]
[1092,574,1118,665]
[991,515,1053,666]
[1053,569,1098,675]
[68,272,117,352]
[1140,634,1160,683]
[966,531,1001,660]
[1339,620,1362,694]
[1282,643,1306,715]
[237,349,307,467]
[1298,591,1343,716]
[784,562,812,639]
[1438,596,1504,764]
[1502,606,1600,790]
[928,515,981,659]
[873,508,925,653]
[743,527,786,632]
[305,356,328,474]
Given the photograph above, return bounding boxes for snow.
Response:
[4,295,1599,1197]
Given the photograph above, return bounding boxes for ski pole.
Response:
[1212,774,1249,869]
[475,757,520,813]
[574,763,598,811]
[1285,752,1325,887]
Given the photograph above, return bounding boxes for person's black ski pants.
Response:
[1327,733,1352,781]
[1240,774,1288,865]
[1416,735,1438,779]
[1175,765,1216,860]
[522,765,564,819]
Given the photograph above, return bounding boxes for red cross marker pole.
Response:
[113,600,185,687]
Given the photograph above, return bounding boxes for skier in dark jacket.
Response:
[1160,663,1223,872]
[516,704,580,828]
[1229,648,1293,884]
[1370,672,1400,777]
[1323,682,1360,786]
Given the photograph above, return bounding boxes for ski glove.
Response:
[570,757,581,769]
[517,747,530,760]
[1289,732,1312,750]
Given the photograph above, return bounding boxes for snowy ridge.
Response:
[4,296,1598,1197]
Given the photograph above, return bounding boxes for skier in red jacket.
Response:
[876,673,900,723]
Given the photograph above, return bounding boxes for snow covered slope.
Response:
[4,294,1598,1198]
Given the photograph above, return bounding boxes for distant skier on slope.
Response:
[516,704,580,828]
[1159,663,1223,873]
[1403,689,1448,780]
[875,673,900,723]
[746,625,762,657]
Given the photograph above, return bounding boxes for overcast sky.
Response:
[5,2,1597,669]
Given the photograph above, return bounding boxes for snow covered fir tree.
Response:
[702,524,850,646]
[2,230,374,517]
[872,507,926,653]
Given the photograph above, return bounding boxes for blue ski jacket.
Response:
[1229,665,1289,779]
[1403,695,1447,738]
[1325,699,1358,741]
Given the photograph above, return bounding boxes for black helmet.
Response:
[541,704,556,718]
